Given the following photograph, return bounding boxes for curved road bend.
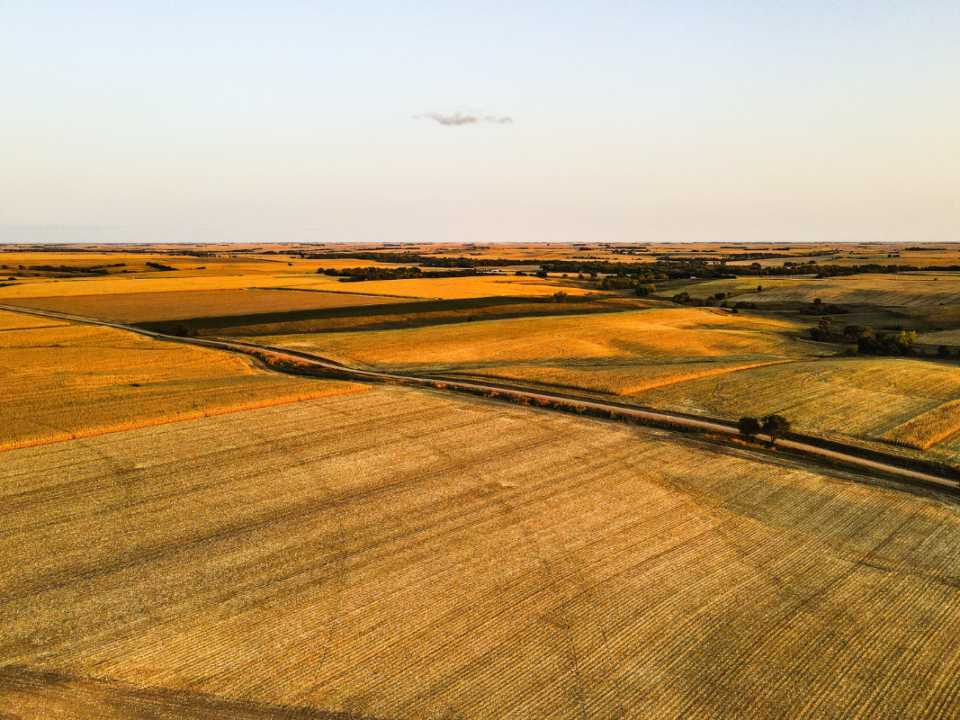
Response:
[2,303,957,492]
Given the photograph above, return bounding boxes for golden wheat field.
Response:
[3,387,960,719]
[0,310,366,451]
[248,306,816,370]
[6,288,399,323]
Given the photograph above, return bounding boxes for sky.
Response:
[1,1,958,244]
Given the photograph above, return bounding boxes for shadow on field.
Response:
[134,295,651,336]
[0,665,391,720]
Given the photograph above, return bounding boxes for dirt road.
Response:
[3,303,957,492]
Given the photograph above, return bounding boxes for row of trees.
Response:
[316,266,476,282]
[808,317,918,355]
[307,252,536,268]
[738,414,791,440]
[799,298,849,316]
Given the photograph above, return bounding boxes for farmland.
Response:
[653,273,960,309]
[7,241,960,718]
[0,309,366,451]
[5,288,399,324]
[247,306,815,371]
[238,301,960,464]
[3,387,960,719]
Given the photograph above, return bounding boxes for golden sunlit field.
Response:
[249,306,816,370]
[6,288,398,323]
[0,309,365,451]
[4,387,960,719]
[6,242,960,719]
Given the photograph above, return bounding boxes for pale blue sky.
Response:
[1,1,958,243]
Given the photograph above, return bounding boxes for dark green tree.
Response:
[738,417,762,439]
[761,414,791,440]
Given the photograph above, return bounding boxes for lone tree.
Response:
[761,414,791,440]
[738,417,762,439]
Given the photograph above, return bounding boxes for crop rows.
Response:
[0,316,366,451]
[3,386,960,718]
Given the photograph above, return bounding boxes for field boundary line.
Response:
[0,387,368,454]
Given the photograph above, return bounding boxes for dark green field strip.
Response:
[134,295,635,334]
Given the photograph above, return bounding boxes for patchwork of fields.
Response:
[0,310,366,451]
[7,243,960,719]
[249,306,815,371]
[3,387,960,719]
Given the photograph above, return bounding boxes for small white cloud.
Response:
[416,110,513,127]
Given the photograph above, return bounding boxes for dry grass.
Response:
[3,387,960,719]
[881,399,960,449]
[6,288,399,323]
[249,307,813,370]
[0,311,366,451]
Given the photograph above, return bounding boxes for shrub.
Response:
[170,323,197,337]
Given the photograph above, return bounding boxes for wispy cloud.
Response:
[416,110,513,127]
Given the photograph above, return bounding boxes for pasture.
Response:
[3,387,960,719]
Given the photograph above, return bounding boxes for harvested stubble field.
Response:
[3,387,960,719]
[0,310,366,451]
[6,288,399,324]
[658,274,960,308]
[635,357,960,453]
[247,306,815,371]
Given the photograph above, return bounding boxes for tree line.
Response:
[316,266,477,282]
